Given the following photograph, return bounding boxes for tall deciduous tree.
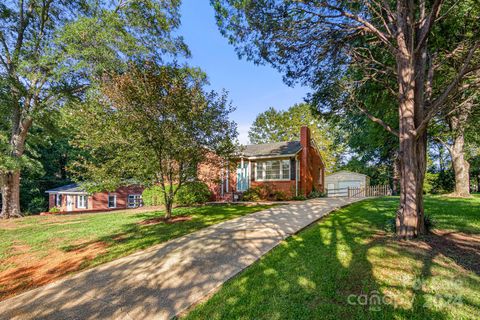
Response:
[248,103,343,172]
[70,63,237,219]
[0,0,187,218]
[212,0,480,238]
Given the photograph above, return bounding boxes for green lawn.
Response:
[185,195,480,320]
[0,204,273,300]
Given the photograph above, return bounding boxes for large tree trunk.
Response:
[447,103,472,197]
[0,171,22,219]
[396,130,426,238]
[450,133,471,197]
[395,32,426,238]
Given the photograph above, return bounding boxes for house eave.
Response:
[237,150,302,160]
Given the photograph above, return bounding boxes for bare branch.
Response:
[355,103,399,137]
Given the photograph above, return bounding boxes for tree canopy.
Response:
[0,0,187,217]
[70,63,237,218]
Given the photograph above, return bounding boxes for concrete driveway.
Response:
[0,197,364,320]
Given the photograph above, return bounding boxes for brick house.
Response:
[206,126,325,200]
[46,184,144,213]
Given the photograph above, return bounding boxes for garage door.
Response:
[338,181,362,189]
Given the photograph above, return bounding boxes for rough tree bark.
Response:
[0,171,22,218]
[450,133,471,197]
[0,118,31,219]
[447,105,472,197]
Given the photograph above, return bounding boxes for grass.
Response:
[0,203,273,300]
[184,195,480,320]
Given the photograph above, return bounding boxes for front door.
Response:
[236,163,248,191]
[66,195,74,212]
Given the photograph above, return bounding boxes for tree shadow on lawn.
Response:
[185,198,480,320]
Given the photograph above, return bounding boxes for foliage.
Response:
[424,171,455,195]
[142,185,173,206]
[48,207,61,213]
[0,0,187,217]
[185,196,480,319]
[248,103,344,172]
[71,63,237,218]
[175,181,212,206]
[212,0,480,238]
[241,188,261,202]
[272,191,288,201]
[307,190,326,199]
[292,195,307,201]
[241,185,289,201]
[0,203,273,299]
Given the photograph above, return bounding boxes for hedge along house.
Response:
[212,126,326,200]
[45,184,144,213]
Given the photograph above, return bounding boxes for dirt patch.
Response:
[0,240,108,301]
[398,230,480,275]
[138,215,192,226]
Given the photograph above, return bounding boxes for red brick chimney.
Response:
[300,126,311,148]
[299,126,311,196]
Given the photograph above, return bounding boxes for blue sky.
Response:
[177,1,309,144]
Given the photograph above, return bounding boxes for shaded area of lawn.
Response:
[185,196,480,320]
[0,204,273,300]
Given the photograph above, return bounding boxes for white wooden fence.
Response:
[326,185,392,198]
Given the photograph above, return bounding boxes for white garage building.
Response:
[325,171,370,196]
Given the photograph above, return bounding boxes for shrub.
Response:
[273,191,288,201]
[307,190,326,199]
[49,206,61,213]
[175,181,211,206]
[241,188,261,201]
[142,182,211,207]
[142,185,171,206]
[292,195,307,201]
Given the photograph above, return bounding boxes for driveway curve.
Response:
[0,197,364,320]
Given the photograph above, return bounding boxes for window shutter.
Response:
[290,158,296,180]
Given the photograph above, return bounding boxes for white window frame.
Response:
[255,159,291,181]
[108,194,117,208]
[55,194,62,207]
[77,195,87,209]
[128,194,142,208]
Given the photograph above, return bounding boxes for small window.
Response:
[77,195,87,209]
[108,194,117,208]
[128,194,142,208]
[55,194,62,207]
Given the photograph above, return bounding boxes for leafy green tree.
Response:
[248,103,343,172]
[212,0,480,238]
[70,63,237,219]
[0,0,187,218]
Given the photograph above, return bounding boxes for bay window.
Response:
[256,159,290,181]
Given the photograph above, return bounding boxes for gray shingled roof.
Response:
[45,183,87,194]
[238,141,302,158]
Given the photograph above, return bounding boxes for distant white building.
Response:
[325,171,370,196]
